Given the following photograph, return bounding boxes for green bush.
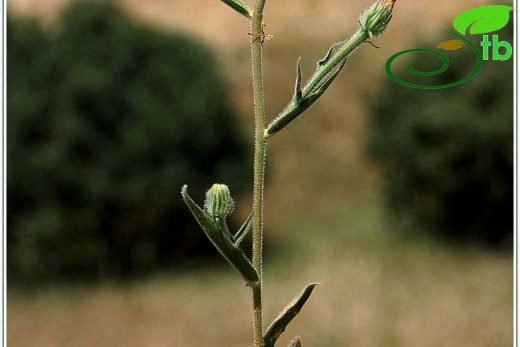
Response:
[7,1,251,284]
[365,23,513,247]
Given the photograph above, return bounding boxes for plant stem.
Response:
[251,1,267,346]
[301,28,368,97]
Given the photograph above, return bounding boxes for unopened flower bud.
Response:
[359,0,397,37]
[204,184,235,218]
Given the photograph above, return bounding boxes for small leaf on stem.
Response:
[181,185,259,285]
[218,0,253,19]
[315,40,345,71]
[233,211,254,246]
[293,57,303,103]
[264,283,319,347]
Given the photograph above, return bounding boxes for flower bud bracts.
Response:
[204,183,235,218]
[182,185,259,285]
[359,0,396,37]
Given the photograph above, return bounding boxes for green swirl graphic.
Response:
[385,31,482,89]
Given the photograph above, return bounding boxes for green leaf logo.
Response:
[453,5,513,35]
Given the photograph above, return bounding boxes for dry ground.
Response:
[8,200,513,347]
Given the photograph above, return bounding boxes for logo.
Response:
[386,5,514,89]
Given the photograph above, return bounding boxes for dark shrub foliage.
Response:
[8,1,251,284]
[365,22,513,247]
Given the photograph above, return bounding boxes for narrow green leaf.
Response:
[233,211,254,246]
[181,184,222,242]
[316,40,345,70]
[266,29,368,137]
[306,56,347,100]
[453,5,513,35]
[266,48,347,137]
[264,283,319,347]
[181,185,259,285]
[219,0,253,19]
[293,57,303,103]
[266,101,308,136]
[214,215,234,241]
[307,43,349,96]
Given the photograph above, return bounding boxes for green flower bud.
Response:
[204,184,235,218]
[359,0,397,37]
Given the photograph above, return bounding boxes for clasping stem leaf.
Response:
[264,283,319,347]
[181,185,259,285]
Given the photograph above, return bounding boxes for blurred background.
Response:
[7,0,513,346]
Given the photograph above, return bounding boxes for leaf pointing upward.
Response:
[181,185,259,285]
[219,0,252,18]
[453,5,513,35]
[264,283,318,347]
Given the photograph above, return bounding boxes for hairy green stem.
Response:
[302,28,368,96]
[251,1,267,347]
[265,28,369,137]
